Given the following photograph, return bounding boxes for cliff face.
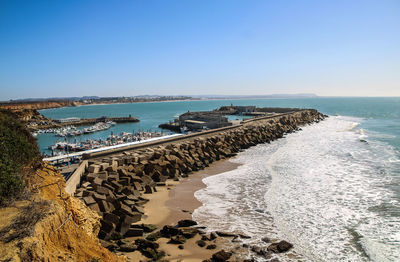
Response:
[0,164,123,262]
[0,101,78,111]
[0,109,122,261]
[11,109,47,122]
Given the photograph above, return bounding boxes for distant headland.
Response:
[0,95,194,111]
[0,94,318,111]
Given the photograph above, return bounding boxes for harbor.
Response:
[51,107,309,182]
[37,105,299,161]
[43,105,296,181]
[45,130,172,160]
[33,121,116,137]
[44,133,183,166]
[157,105,293,133]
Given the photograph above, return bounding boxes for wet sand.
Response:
[163,160,241,226]
[137,159,241,227]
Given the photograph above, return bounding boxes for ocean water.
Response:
[191,98,400,262]
[39,97,400,260]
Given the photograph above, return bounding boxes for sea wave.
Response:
[193,116,400,262]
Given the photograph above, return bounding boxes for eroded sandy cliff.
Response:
[0,164,124,262]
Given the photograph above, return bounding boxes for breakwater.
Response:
[71,109,324,248]
[30,116,139,131]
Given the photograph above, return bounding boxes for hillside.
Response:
[0,100,78,110]
[0,110,122,261]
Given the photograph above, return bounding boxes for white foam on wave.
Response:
[193,116,400,262]
[265,116,400,261]
[193,140,283,235]
[193,139,291,261]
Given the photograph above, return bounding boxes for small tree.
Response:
[0,110,39,206]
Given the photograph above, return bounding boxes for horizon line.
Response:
[2,94,400,103]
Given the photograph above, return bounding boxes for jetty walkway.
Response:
[46,111,296,164]
[81,110,300,159]
[43,133,183,163]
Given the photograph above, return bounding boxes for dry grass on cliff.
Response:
[0,164,123,262]
[0,109,123,261]
[0,200,51,243]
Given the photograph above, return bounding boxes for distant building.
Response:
[216,105,256,115]
[235,106,256,114]
[179,111,231,131]
[183,120,207,130]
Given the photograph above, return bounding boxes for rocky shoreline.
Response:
[73,109,325,261]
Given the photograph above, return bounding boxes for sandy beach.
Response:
[164,159,241,226]
[124,159,242,261]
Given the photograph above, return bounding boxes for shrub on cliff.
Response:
[0,109,39,206]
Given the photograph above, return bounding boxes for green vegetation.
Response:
[0,109,39,206]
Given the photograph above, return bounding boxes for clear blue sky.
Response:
[0,0,399,100]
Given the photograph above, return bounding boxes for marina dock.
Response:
[43,133,183,163]
[29,116,139,130]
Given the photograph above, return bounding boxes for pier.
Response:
[43,133,183,163]
[158,106,304,133]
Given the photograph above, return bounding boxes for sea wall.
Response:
[65,160,88,195]
[72,109,325,244]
